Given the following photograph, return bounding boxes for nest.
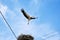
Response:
[17,34,34,40]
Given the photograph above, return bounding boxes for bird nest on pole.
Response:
[17,34,34,40]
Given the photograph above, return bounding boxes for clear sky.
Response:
[0,0,60,40]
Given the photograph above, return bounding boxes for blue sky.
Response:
[0,0,60,40]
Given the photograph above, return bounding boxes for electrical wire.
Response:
[0,11,17,39]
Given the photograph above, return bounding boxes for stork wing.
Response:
[30,17,36,19]
[21,8,30,19]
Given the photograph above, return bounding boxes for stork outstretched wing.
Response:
[21,8,30,19]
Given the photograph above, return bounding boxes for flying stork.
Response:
[21,8,36,24]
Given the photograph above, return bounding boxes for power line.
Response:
[0,11,17,39]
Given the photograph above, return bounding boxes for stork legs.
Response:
[27,20,29,24]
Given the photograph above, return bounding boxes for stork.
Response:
[21,8,36,24]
